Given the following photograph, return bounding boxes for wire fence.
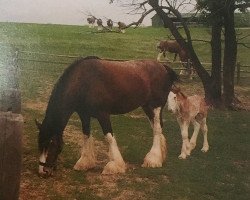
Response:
[1,48,250,83]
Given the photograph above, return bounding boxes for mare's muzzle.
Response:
[39,161,56,178]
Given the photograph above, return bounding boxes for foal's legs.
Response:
[142,106,167,168]
[74,114,96,170]
[177,119,191,159]
[189,119,201,152]
[200,118,209,152]
[97,113,126,174]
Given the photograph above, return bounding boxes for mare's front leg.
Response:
[177,118,191,159]
[97,113,126,174]
[74,114,96,171]
[142,106,167,168]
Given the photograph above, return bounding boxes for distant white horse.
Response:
[168,87,209,159]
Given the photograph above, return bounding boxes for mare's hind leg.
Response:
[97,113,126,174]
[74,114,96,171]
[142,106,167,168]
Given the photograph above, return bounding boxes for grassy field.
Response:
[0,23,250,200]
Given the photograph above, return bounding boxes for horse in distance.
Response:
[36,56,178,177]
[87,16,96,28]
[156,40,194,78]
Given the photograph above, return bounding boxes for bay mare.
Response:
[36,56,178,177]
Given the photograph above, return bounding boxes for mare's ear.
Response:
[35,119,42,130]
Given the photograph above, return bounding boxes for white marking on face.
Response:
[39,150,47,174]
[168,91,178,113]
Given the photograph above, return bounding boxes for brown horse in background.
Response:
[36,56,178,177]
[157,40,194,78]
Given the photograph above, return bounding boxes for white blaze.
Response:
[168,91,178,113]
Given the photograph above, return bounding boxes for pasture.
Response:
[0,23,250,200]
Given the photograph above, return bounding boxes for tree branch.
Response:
[234,2,250,11]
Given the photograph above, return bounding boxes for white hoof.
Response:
[178,153,187,159]
[102,161,126,174]
[142,153,163,168]
[190,142,196,150]
[201,145,209,153]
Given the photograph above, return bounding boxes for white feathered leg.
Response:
[102,133,126,174]
[142,107,167,168]
[74,135,96,170]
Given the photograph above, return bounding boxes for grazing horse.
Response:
[36,56,178,177]
[107,19,113,29]
[167,87,209,159]
[117,22,126,33]
[157,40,194,78]
[87,16,96,28]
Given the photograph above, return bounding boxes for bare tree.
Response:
[110,0,250,109]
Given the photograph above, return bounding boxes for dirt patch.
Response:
[23,100,47,111]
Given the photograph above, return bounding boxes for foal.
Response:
[167,87,209,159]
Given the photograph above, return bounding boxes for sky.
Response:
[0,0,153,26]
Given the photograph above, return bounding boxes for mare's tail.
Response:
[163,64,179,84]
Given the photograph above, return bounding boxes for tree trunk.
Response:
[223,7,237,107]
[148,1,219,105]
[210,14,223,107]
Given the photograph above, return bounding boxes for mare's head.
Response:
[167,86,186,114]
[35,120,63,177]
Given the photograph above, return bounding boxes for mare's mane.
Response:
[44,56,101,123]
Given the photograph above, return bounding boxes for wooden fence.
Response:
[0,49,23,200]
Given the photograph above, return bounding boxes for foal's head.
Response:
[35,120,63,177]
[167,86,187,114]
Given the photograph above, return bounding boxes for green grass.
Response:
[0,22,250,200]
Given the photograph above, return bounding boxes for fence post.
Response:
[236,62,241,84]
[0,49,23,200]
